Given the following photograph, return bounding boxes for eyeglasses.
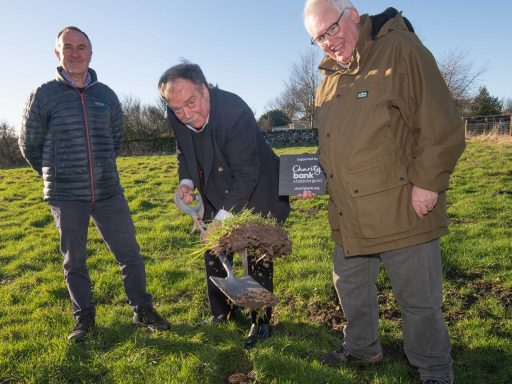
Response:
[310,8,347,46]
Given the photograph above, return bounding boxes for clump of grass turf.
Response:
[194,209,292,262]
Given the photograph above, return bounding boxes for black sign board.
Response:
[279,154,326,196]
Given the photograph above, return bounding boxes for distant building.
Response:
[271,120,312,132]
[270,125,290,132]
[289,120,310,130]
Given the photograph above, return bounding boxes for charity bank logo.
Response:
[292,163,323,180]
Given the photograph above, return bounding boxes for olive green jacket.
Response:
[315,13,465,256]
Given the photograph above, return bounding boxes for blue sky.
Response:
[1,1,511,130]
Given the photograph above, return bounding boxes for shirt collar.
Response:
[61,70,92,88]
[186,113,210,133]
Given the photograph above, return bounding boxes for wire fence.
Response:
[464,115,511,136]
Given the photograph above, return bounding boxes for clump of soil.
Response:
[307,298,345,333]
[295,207,321,215]
[459,279,512,308]
[228,371,256,384]
[493,189,512,196]
[213,222,292,260]
[235,288,279,309]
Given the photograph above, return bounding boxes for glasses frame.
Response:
[310,8,347,46]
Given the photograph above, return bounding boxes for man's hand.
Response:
[411,185,438,219]
[176,184,195,205]
[295,190,317,199]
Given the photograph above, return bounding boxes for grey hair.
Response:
[158,59,208,100]
[55,26,92,51]
[303,0,354,19]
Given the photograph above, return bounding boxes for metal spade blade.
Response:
[210,252,278,309]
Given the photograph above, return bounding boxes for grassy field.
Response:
[0,138,510,384]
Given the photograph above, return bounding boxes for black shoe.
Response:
[133,305,170,330]
[420,379,453,384]
[258,323,271,340]
[68,313,95,342]
[244,323,271,349]
[320,345,383,366]
[244,324,260,349]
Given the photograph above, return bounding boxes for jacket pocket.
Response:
[347,162,419,239]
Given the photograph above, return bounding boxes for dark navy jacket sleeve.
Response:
[111,95,124,157]
[19,87,49,176]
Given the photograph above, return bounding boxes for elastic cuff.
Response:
[214,209,233,221]
[179,179,194,189]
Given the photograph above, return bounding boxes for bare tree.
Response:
[121,96,170,141]
[267,48,322,126]
[501,97,512,115]
[437,49,486,114]
[0,121,25,168]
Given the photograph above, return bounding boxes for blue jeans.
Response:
[49,192,152,319]
[333,239,453,381]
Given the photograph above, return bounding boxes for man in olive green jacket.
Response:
[302,1,465,383]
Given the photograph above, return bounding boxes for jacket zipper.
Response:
[80,92,95,202]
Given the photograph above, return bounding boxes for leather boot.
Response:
[244,323,272,349]
[244,324,260,349]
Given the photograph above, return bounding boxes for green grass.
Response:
[0,140,510,384]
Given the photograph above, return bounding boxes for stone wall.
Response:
[120,129,318,156]
[262,128,318,147]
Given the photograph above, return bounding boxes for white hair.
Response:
[303,0,354,19]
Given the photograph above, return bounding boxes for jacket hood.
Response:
[318,8,414,76]
[370,7,414,40]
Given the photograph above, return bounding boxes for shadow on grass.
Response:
[51,319,258,384]
[453,344,512,384]
[28,214,54,228]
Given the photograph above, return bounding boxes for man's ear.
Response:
[54,48,61,61]
[349,7,360,24]
[202,84,209,96]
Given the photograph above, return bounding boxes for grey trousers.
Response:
[49,192,152,319]
[333,239,453,381]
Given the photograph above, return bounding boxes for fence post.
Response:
[464,118,468,136]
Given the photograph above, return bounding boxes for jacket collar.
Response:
[56,67,98,89]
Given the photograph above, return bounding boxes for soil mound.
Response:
[214,222,292,260]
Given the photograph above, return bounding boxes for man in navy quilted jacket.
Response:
[19,26,169,342]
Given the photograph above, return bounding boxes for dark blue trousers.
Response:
[49,192,152,319]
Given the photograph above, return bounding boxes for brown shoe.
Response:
[320,345,383,366]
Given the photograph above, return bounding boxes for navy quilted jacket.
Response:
[19,67,124,201]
